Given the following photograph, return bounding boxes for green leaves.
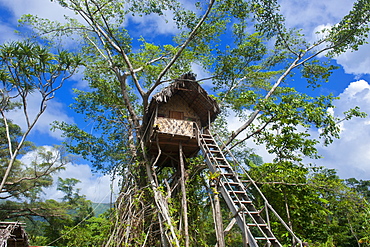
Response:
[301,60,339,88]
[60,213,112,246]
[327,0,370,56]
[127,0,182,16]
[0,40,82,103]
[246,163,370,246]
[57,177,82,202]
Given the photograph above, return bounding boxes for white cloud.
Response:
[0,0,74,23]
[340,79,370,98]
[0,23,21,43]
[336,45,370,75]
[191,63,208,79]
[19,146,119,203]
[191,62,216,89]
[279,0,370,76]
[42,162,119,204]
[312,24,333,40]
[127,0,199,36]
[0,0,84,47]
[280,0,355,34]
[129,12,178,36]
[311,80,370,179]
[70,67,90,90]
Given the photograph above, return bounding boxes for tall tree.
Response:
[20,0,370,245]
[39,177,94,246]
[0,119,70,220]
[0,40,82,193]
[0,40,87,246]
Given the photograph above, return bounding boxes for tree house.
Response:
[0,222,29,247]
[144,73,220,167]
[143,73,303,246]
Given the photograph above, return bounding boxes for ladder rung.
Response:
[255,237,278,240]
[206,144,217,147]
[212,157,225,161]
[201,139,214,143]
[216,165,230,169]
[224,181,240,185]
[202,137,213,140]
[247,223,268,227]
[230,191,245,194]
[233,200,252,204]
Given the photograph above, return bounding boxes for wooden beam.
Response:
[212,182,226,247]
[179,143,189,247]
[224,218,236,236]
[153,140,199,148]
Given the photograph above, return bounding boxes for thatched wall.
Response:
[0,222,29,247]
[154,117,194,137]
[157,94,201,128]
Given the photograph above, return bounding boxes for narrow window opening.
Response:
[170,111,184,120]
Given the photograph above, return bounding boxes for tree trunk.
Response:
[283,190,294,246]
[140,141,180,246]
[211,180,225,247]
[179,143,189,247]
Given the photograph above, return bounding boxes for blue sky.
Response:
[1,0,370,202]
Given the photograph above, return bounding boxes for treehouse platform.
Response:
[144,73,220,167]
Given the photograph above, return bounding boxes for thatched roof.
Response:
[0,222,29,247]
[148,73,220,127]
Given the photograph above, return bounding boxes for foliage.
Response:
[245,161,370,246]
[0,40,82,193]
[25,178,94,246]
[0,117,71,229]
[0,121,93,246]
[60,212,113,247]
[0,120,69,217]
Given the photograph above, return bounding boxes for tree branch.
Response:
[228,115,276,150]
[148,0,216,96]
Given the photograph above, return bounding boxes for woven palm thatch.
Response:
[154,117,194,137]
[0,222,29,247]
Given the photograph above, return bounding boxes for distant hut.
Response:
[0,222,29,247]
[144,73,220,167]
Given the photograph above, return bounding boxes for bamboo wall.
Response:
[154,117,194,137]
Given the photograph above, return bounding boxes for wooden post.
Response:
[210,180,225,247]
[179,143,189,247]
[208,110,211,128]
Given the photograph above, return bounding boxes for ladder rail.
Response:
[211,130,303,247]
[207,152,270,246]
[200,136,260,247]
[199,130,280,247]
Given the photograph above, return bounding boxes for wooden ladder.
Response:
[198,130,282,247]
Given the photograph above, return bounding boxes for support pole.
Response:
[179,143,189,247]
[210,180,225,247]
